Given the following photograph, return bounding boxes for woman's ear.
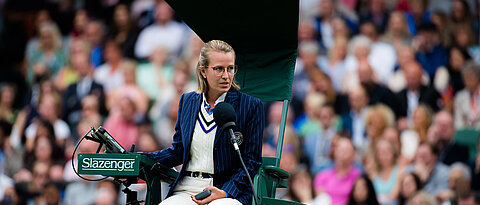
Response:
[200,68,207,78]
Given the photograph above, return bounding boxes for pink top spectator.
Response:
[103,114,138,150]
[313,166,361,205]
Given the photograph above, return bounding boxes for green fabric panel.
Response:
[235,49,296,101]
[165,0,299,101]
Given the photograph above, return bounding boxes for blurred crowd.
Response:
[0,0,479,204]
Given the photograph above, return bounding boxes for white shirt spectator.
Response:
[25,119,71,140]
[93,63,124,93]
[135,21,187,59]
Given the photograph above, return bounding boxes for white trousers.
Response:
[159,176,242,205]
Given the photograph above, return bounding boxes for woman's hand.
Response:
[191,186,227,205]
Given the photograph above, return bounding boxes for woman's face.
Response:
[376,140,394,168]
[412,107,427,128]
[353,178,369,203]
[201,51,235,97]
[450,49,465,71]
[35,137,53,162]
[401,174,418,198]
[389,13,405,34]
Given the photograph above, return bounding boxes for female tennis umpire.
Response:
[144,40,264,205]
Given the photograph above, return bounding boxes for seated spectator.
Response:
[318,37,349,92]
[341,86,369,151]
[400,104,434,161]
[0,120,22,179]
[381,11,412,50]
[346,174,379,205]
[107,4,139,59]
[456,191,480,205]
[25,93,71,150]
[84,20,106,68]
[53,37,89,92]
[358,21,397,84]
[0,84,19,124]
[369,138,403,204]
[107,60,149,115]
[304,104,340,174]
[14,162,51,205]
[408,191,437,205]
[296,92,326,137]
[314,137,361,205]
[413,23,448,80]
[364,104,395,147]
[430,110,469,165]
[23,122,63,173]
[103,97,139,149]
[25,22,67,84]
[388,46,430,93]
[62,50,106,127]
[405,142,449,196]
[397,172,423,205]
[454,62,480,129]
[94,39,125,93]
[395,61,442,122]
[136,45,174,101]
[282,164,331,204]
[292,41,322,103]
[437,162,472,204]
[134,1,187,59]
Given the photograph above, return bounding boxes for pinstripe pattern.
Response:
[145,89,264,205]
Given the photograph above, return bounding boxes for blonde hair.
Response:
[195,40,240,93]
[39,21,63,51]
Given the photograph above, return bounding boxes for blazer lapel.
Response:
[214,90,239,146]
[184,93,202,153]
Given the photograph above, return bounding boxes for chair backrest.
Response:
[454,129,480,162]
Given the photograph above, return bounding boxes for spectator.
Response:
[341,86,369,150]
[381,11,412,50]
[388,45,430,93]
[107,60,149,115]
[359,0,389,33]
[454,62,480,129]
[429,12,453,48]
[297,92,326,137]
[406,142,449,196]
[400,104,434,160]
[134,0,187,59]
[69,9,89,38]
[364,104,395,148]
[430,111,469,165]
[457,191,480,205]
[452,23,480,64]
[358,21,397,83]
[396,61,442,121]
[103,97,139,149]
[0,84,19,124]
[313,0,358,52]
[136,45,174,101]
[346,174,380,205]
[84,20,106,68]
[304,103,340,173]
[282,164,331,204]
[293,41,322,102]
[314,137,361,205]
[108,4,139,59]
[94,39,125,93]
[408,191,438,205]
[62,49,106,127]
[434,47,471,111]
[397,172,423,205]
[319,37,349,92]
[369,138,402,204]
[413,23,448,79]
[437,162,472,203]
[26,22,67,85]
[149,59,195,147]
[25,93,71,150]
[14,162,51,205]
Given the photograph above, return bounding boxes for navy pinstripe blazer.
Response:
[145,89,264,205]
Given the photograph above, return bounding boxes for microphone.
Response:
[212,102,259,205]
[213,102,239,150]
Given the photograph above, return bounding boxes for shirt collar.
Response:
[202,92,227,114]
